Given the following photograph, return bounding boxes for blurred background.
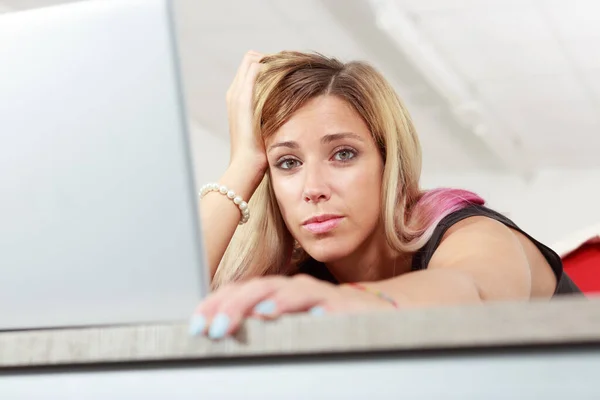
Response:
[2,0,599,247]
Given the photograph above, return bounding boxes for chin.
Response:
[301,236,356,263]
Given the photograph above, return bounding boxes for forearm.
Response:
[199,158,266,279]
[363,269,484,308]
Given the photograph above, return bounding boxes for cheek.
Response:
[270,174,298,222]
[346,175,381,211]
[336,161,383,222]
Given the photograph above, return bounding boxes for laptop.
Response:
[0,0,210,330]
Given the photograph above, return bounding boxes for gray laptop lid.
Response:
[0,0,209,330]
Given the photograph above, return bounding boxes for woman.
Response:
[191,50,581,339]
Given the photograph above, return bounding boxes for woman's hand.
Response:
[226,50,268,171]
[189,275,395,339]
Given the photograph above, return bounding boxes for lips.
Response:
[302,214,344,234]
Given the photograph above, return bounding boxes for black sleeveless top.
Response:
[299,204,581,296]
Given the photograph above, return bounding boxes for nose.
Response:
[302,163,330,204]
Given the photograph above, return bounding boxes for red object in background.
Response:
[562,240,600,294]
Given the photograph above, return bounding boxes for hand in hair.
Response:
[189,274,395,339]
[226,50,268,169]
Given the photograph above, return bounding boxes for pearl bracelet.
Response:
[199,183,250,225]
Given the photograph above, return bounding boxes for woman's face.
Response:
[265,95,385,263]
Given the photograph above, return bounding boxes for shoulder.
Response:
[430,213,528,270]
[441,214,517,248]
[427,207,558,298]
[443,215,514,245]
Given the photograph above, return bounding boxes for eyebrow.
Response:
[267,140,299,152]
[321,132,365,144]
[267,132,364,153]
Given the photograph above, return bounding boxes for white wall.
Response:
[421,169,600,247]
[187,119,229,186]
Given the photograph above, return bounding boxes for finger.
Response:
[237,62,265,109]
[229,51,264,97]
[227,61,265,124]
[236,55,264,98]
[189,282,243,336]
[262,275,330,317]
[243,61,265,89]
[194,282,240,315]
[206,276,287,339]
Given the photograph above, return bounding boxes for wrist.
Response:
[229,152,268,174]
[220,157,267,201]
[342,282,400,309]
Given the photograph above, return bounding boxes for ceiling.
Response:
[1,0,598,175]
[394,0,600,170]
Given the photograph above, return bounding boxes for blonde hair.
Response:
[213,51,483,288]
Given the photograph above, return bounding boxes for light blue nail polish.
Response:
[253,300,276,315]
[310,306,326,316]
[188,315,206,336]
[208,313,230,339]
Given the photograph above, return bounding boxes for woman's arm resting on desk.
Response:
[367,216,539,307]
[191,216,552,339]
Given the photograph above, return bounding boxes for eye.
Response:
[276,158,301,170]
[333,148,357,162]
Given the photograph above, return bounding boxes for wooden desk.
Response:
[1,296,599,398]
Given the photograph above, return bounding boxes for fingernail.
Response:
[208,313,230,339]
[309,306,326,316]
[253,300,276,315]
[188,314,206,336]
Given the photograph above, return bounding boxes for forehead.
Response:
[266,95,371,145]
